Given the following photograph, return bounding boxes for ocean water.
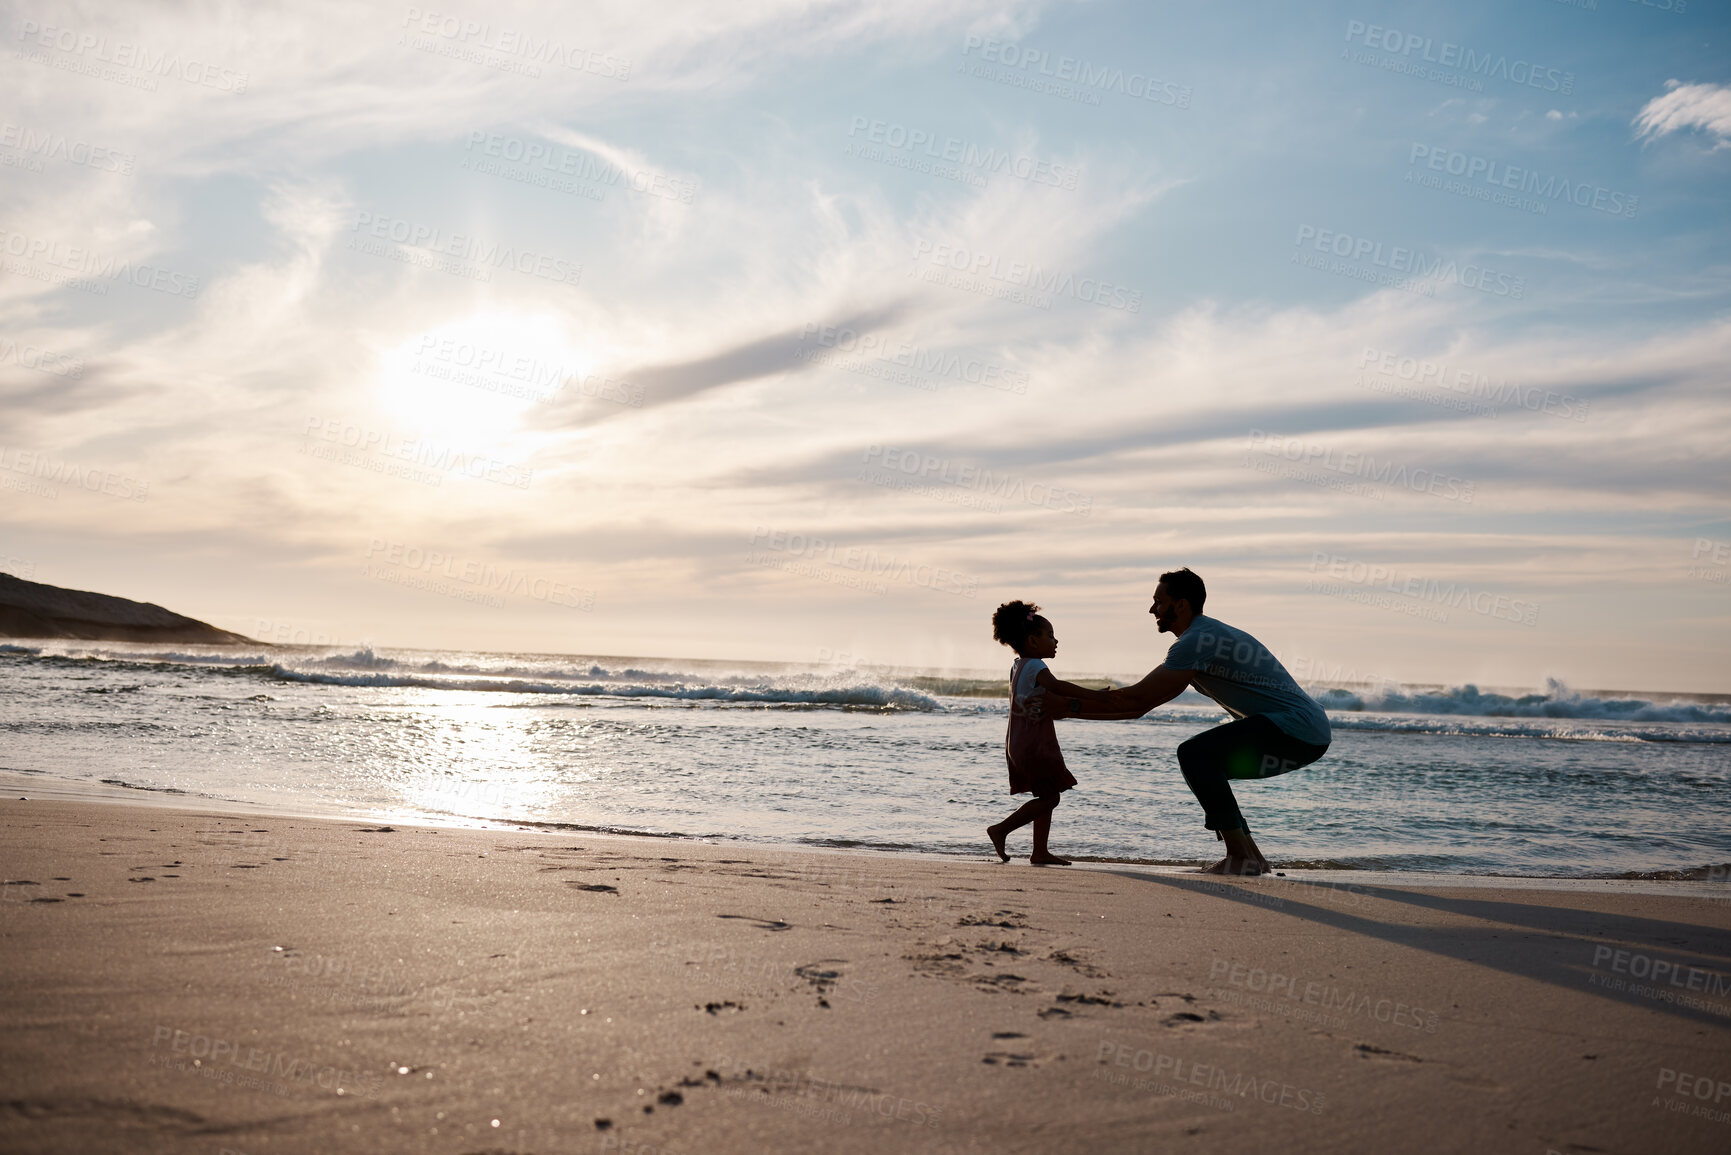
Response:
[2,641,1728,877]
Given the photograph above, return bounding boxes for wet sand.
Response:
[2,795,1729,1154]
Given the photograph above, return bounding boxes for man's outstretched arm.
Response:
[1080,666,1192,718]
[1039,665,1192,720]
[1031,669,1125,719]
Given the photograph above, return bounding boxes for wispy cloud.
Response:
[1635,80,1731,146]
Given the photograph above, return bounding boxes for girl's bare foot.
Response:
[1029,852,1071,866]
[987,824,1010,863]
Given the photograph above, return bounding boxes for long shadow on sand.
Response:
[1104,870,1731,1031]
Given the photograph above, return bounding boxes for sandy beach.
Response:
[2,794,1728,1154]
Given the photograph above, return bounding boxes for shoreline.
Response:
[3,794,1728,1153]
[5,768,1726,896]
[7,636,1731,704]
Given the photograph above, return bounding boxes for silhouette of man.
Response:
[1039,568,1330,875]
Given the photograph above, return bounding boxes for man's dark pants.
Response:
[1176,714,1328,834]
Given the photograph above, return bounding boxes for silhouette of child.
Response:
[987,600,1099,865]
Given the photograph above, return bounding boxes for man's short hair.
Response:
[1159,567,1206,615]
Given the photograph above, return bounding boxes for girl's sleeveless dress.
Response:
[1006,656,1078,796]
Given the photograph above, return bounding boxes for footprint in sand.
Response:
[1047,949,1107,978]
[973,972,1031,992]
[715,914,791,931]
[698,1001,745,1014]
[982,1049,1043,1068]
[1354,1043,1423,1063]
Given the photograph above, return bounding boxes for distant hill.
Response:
[0,572,255,644]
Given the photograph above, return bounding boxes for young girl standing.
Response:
[988,600,1102,866]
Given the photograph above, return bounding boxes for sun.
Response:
[376,313,591,443]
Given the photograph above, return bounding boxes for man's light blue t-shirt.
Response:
[1159,615,1331,747]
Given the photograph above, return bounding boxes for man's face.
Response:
[1150,582,1183,633]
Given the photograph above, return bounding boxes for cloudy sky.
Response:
[1,0,1727,690]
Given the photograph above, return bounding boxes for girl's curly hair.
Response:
[992,600,1049,654]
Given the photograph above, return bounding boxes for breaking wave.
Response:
[1311,678,1731,725]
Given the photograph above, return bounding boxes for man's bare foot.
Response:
[987,824,1010,863]
[1029,852,1071,866]
[1201,855,1265,876]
